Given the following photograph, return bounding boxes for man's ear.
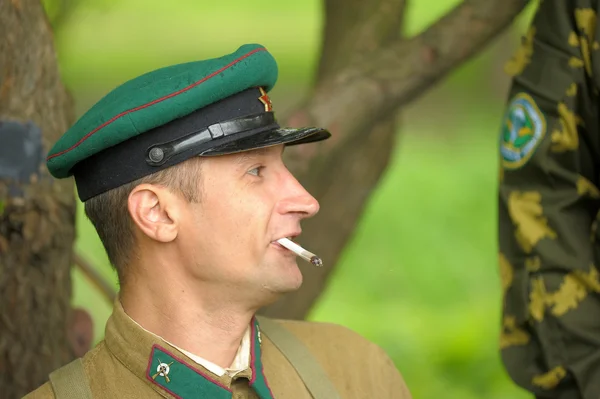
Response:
[128,184,180,243]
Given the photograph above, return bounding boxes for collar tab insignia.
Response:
[152,359,174,383]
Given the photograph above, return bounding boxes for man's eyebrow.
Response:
[234,147,281,165]
[235,151,258,166]
[235,152,252,165]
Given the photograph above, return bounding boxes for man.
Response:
[23,44,411,399]
[498,1,600,398]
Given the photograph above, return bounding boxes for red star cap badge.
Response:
[258,87,273,112]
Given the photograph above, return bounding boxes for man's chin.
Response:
[280,260,304,290]
[267,272,303,295]
[257,280,302,309]
[261,268,303,297]
[251,257,303,303]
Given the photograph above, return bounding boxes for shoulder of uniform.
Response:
[269,318,356,334]
[262,317,410,395]
[264,318,382,353]
[80,339,107,370]
[21,340,108,399]
[21,381,55,399]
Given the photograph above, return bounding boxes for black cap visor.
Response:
[200,126,331,156]
[145,112,330,166]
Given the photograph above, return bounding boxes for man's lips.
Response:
[271,242,287,250]
[270,241,297,258]
[271,233,300,244]
[273,237,323,267]
[270,234,300,250]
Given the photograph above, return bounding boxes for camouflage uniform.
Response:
[499,1,600,398]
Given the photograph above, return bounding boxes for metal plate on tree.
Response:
[0,120,44,195]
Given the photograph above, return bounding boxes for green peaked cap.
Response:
[46,43,278,179]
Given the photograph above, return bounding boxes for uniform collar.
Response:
[172,325,251,377]
[104,298,275,398]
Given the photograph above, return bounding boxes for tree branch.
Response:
[260,0,406,319]
[73,252,116,305]
[261,0,528,319]
[372,0,529,112]
[308,0,529,138]
[316,0,407,81]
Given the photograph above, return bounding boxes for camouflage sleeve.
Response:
[498,1,600,398]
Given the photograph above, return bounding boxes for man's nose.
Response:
[276,172,320,219]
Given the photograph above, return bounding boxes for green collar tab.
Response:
[250,317,275,399]
[145,317,275,398]
[146,345,231,399]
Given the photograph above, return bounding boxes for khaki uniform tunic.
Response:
[24,300,411,398]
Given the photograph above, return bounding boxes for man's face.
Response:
[178,144,319,301]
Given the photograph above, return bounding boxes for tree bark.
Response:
[0,1,76,398]
[260,0,529,319]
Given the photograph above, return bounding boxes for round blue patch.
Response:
[500,92,546,169]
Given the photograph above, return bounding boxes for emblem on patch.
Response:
[258,87,273,112]
[152,359,174,383]
[500,92,546,169]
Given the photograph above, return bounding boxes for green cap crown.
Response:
[46,43,278,178]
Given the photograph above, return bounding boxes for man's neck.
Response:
[120,279,256,369]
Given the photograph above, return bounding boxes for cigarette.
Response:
[277,238,323,267]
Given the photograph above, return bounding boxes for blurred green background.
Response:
[43,0,540,398]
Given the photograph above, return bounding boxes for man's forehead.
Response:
[233,145,284,164]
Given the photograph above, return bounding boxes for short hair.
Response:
[83,158,203,285]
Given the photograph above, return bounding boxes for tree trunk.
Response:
[258,0,407,319]
[0,1,76,398]
[260,0,529,319]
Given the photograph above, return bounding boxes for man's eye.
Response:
[248,166,263,177]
